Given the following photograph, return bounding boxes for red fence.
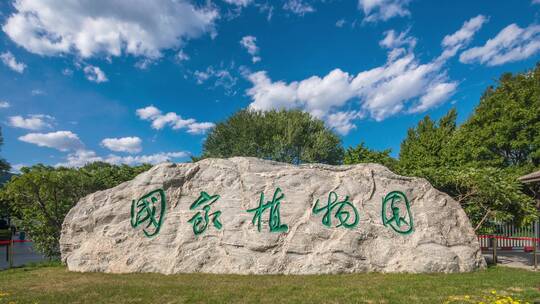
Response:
[0,239,32,246]
[477,235,540,251]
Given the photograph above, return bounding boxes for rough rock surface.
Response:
[60,157,485,274]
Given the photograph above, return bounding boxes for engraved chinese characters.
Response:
[381,191,414,234]
[188,191,222,236]
[247,187,288,233]
[130,189,166,238]
[130,188,414,237]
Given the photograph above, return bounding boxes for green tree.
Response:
[396,106,537,229]
[343,142,397,170]
[421,167,535,231]
[198,109,344,165]
[398,109,457,175]
[0,127,11,219]
[0,127,10,175]
[0,162,150,258]
[452,64,540,170]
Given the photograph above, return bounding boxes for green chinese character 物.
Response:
[131,189,166,238]
[188,191,222,236]
[247,187,288,233]
[313,191,359,229]
[381,191,413,235]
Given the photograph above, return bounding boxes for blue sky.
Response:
[0,0,539,170]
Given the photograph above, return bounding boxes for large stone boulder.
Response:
[60,157,485,274]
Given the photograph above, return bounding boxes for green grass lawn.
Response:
[0,264,539,304]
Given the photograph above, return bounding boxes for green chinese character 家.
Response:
[188,191,222,236]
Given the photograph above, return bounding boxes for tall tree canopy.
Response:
[198,109,344,165]
[0,127,11,218]
[1,162,150,257]
[452,64,540,171]
[0,127,10,176]
[398,109,457,175]
[393,64,540,230]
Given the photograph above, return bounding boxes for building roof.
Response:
[518,170,540,183]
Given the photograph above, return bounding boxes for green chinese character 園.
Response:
[247,187,288,233]
[188,191,222,236]
[312,191,359,229]
[381,191,413,235]
[130,189,166,238]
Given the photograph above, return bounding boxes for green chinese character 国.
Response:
[130,189,166,238]
[381,191,413,235]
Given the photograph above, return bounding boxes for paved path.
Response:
[0,242,46,270]
[483,251,539,270]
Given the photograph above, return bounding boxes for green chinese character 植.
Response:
[247,187,288,233]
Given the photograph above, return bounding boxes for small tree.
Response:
[1,162,150,258]
[198,109,344,165]
[343,142,397,170]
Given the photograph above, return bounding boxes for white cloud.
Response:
[358,0,411,23]
[62,68,74,76]
[439,14,487,60]
[0,101,10,109]
[379,29,416,50]
[134,58,155,70]
[83,65,108,83]
[31,89,46,96]
[136,105,215,134]
[460,23,540,66]
[2,0,218,59]
[19,131,84,151]
[240,35,261,63]
[8,114,54,130]
[246,15,484,133]
[193,65,238,95]
[326,111,364,135]
[101,137,142,154]
[176,50,190,61]
[409,82,457,113]
[11,164,26,173]
[136,106,161,120]
[56,149,189,167]
[57,150,103,167]
[222,0,253,7]
[283,0,315,16]
[335,19,346,28]
[442,15,487,49]
[185,122,216,135]
[0,51,26,73]
[256,3,274,21]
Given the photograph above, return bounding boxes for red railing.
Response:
[0,239,32,245]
